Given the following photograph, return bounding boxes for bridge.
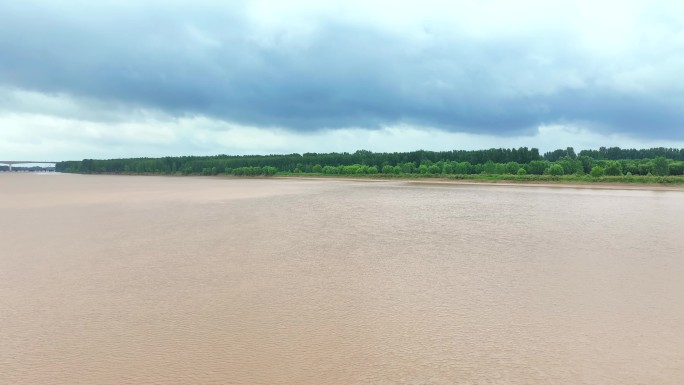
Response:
[0,161,58,172]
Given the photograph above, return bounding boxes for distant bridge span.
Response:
[0,161,58,171]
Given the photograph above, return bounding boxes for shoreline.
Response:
[16,172,684,192]
[273,175,684,191]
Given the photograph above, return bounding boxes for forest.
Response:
[55,147,684,183]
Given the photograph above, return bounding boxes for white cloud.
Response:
[1,0,683,159]
[3,105,683,161]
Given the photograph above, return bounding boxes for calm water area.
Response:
[1,173,683,384]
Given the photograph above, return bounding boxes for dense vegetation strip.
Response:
[56,147,684,183]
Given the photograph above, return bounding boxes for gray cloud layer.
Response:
[1,1,683,139]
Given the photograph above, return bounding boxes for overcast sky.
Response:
[1,0,683,161]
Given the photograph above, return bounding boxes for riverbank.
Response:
[40,171,684,191]
[273,174,684,191]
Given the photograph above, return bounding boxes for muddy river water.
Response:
[1,173,683,384]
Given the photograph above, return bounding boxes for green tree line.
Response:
[56,147,684,178]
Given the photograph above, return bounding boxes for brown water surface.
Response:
[1,173,683,384]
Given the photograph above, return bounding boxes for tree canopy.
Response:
[55,147,684,179]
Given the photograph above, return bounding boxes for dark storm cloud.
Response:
[1,1,682,139]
